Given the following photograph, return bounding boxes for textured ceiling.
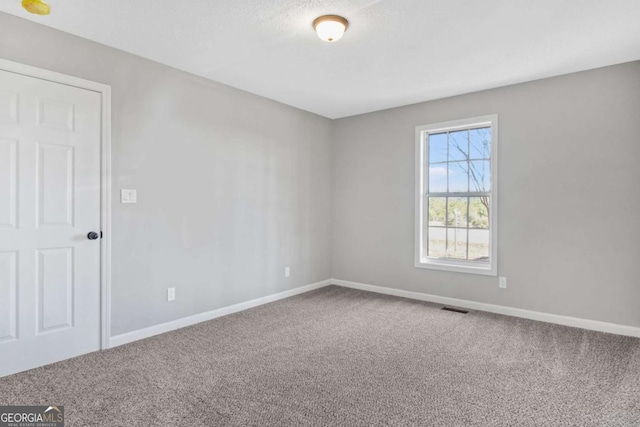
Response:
[1,0,639,118]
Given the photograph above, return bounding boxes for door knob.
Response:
[87,231,100,240]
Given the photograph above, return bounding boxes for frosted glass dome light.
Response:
[313,15,349,43]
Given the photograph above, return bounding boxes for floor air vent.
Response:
[441,306,469,314]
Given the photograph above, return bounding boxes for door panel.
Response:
[37,247,74,333]
[0,91,18,124]
[0,251,17,342]
[37,98,75,131]
[37,143,74,227]
[0,138,17,228]
[0,69,102,377]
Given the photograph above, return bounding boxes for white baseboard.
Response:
[331,279,640,338]
[109,279,332,348]
[109,277,640,348]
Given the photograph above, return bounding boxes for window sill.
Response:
[415,259,497,276]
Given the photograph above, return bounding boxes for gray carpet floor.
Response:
[0,285,639,426]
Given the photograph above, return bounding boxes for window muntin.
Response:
[416,116,497,275]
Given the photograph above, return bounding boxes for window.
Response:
[415,115,498,275]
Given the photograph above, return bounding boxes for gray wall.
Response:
[2,12,639,334]
[0,13,333,336]
[332,61,640,327]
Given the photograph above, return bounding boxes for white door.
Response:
[0,69,102,377]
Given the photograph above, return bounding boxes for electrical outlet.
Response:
[499,277,507,289]
[167,287,176,301]
[285,267,290,278]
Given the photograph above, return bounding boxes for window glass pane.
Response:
[428,165,447,193]
[446,228,468,260]
[428,132,447,164]
[446,197,468,228]
[448,161,468,192]
[470,127,491,159]
[448,130,468,161]
[469,197,489,229]
[420,120,494,269]
[469,160,491,192]
[427,197,446,226]
[427,227,447,258]
[468,228,490,262]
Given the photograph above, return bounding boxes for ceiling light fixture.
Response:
[22,0,50,15]
[313,15,349,43]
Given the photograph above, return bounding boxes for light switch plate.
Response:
[121,189,137,204]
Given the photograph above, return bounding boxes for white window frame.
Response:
[415,115,498,276]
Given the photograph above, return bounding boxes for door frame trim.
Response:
[0,58,113,350]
